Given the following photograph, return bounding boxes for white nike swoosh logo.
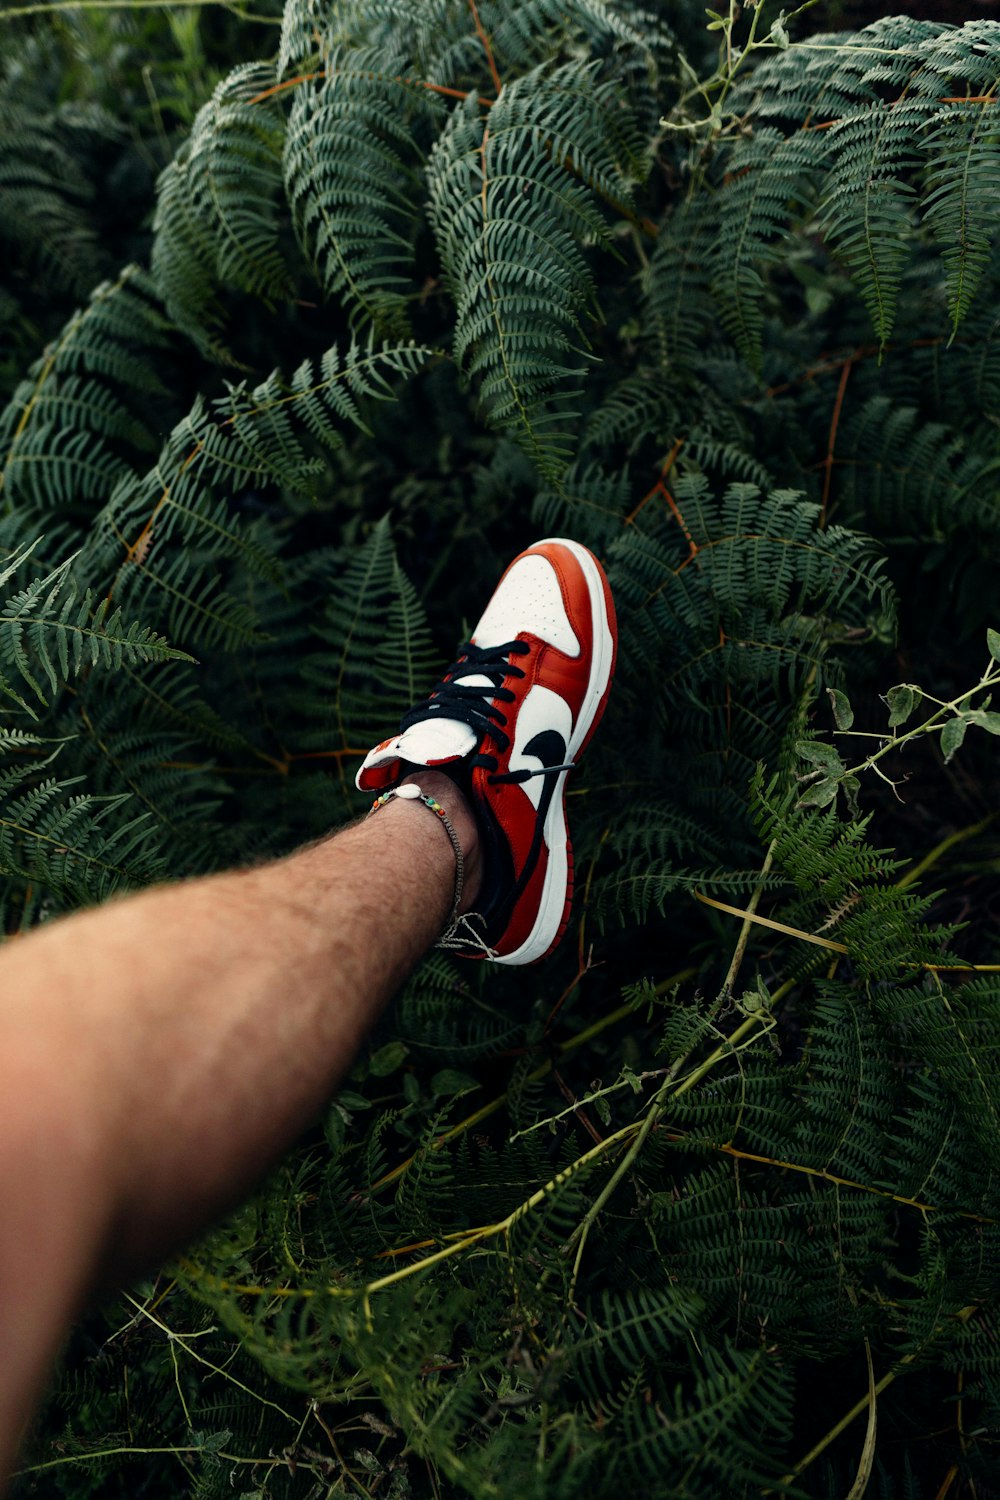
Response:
[507,685,574,811]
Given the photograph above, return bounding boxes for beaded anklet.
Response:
[368,784,464,937]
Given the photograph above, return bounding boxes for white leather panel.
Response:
[472,553,581,657]
[358,716,476,775]
[494,537,616,965]
[506,685,575,810]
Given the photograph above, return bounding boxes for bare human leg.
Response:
[0,768,478,1491]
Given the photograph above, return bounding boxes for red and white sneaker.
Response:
[355,538,617,965]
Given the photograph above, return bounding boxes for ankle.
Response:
[397,769,483,913]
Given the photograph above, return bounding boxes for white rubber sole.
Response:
[493,538,616,966]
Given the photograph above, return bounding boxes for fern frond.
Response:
[152,63,290,362]
[752,772,954,980]
[71,687,229,857]
[0,544,191,716]
[644,195,722,373]
[787,984,899,1180]
[709,126,819,370]
[570,1283,703,1401]
[922,100,1000,339]
[602,1336,794,1491]
[838,394,996,542]
[597,799,730,891]
[893,977,1000,1166]
[743,17,952,123]
[86,340,429,653]
[682,428,773,488]
[584,377,673,457]
[725,20,1000,349]
[485,0,664,82]
[277,0,349,75]
[531,461,634,549]
[284,46,430,336]
[0,753,166,905]
[592,862,778,931]
[344,0,662,99]
[0,99,101,294]
[393,951,520,1061]
[0,267,169,542]
[610,478,893,705]
[816,100,925,349]
[305,514,439,755]
[426,62,637,478]
[233,336,432,461]
[884,1070,997,1217]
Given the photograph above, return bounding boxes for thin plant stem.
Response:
[0,0,281,19]
[776,1309,978,1489]
[897,813,997,889]
[368,968,697,1193]
[719,838,777,999]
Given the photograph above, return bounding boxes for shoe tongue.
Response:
[399,667,494,760]
[355,713,478,792]
[397,714,477,763]
[355,661,499,792]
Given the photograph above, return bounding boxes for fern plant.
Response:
[4,1,1000,1497]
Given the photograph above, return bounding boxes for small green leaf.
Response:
[324,1105,348,1151]
[770,18,790,48]
[369,1041,409,1077]
[805,284,834,316]
[796,778,839,809]
[593,1094,612,1126]
[797,739,845,774]
[197,1429,233,1453]
[840,774,862,818]
[987,627,1000,663]
[941,715,968,764]
[968,709,1000,736]
[431,1068,479,1097]
[336,1090,372,1111]
[622,1064,643,1095]
[827,687,854,731]
[885,685,917,728]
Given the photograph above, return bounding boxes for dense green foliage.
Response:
[4,0,1000,1494]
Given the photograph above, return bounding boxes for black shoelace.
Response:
[400,639,576,785]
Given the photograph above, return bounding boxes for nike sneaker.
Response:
[356,537,617,965]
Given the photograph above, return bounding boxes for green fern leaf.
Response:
[0,545,192,716]
[427,61,636,479]
[0,98,102,294]
[710,127,819,370]
[305,514,439,754]
[284,46,429,335]
[0,753,167,905]
[643,195,718,372]
[152,64,290,363]
[817,101,926,349]
[922,100,1000,339]
[0,267,169,540]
